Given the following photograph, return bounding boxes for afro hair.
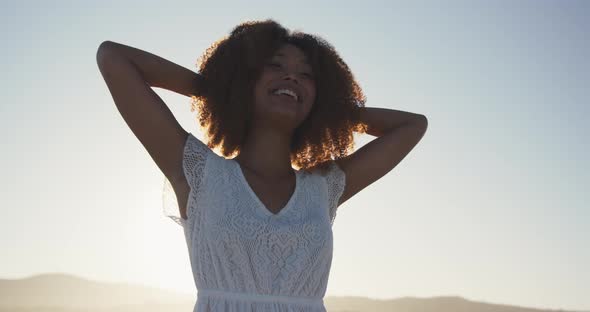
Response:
[189,19,368,173]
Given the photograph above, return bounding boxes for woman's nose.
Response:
[282,72,299,84]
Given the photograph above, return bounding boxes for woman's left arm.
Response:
[357,107,427,137]
[335,106,428,206]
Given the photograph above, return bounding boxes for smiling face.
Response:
[252,43,317,132]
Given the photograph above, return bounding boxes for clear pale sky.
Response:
[1,1,588,310]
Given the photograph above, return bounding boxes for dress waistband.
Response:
[197,288,324,307]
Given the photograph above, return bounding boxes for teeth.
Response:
[272,88,298,101]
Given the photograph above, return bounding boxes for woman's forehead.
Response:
[273,44,310,64]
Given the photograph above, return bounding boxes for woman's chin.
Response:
[263,107,300,129]
[267,97,299,114]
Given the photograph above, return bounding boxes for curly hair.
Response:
[189,19,368,173]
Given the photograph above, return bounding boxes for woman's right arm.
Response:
[96,40,207,97]
[96,41,205,186]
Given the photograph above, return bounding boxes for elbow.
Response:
[412,114,428,135]
[419,114,428,129]
[97,40,118,52]
[410,114,428,129]
[96,41,120,66]
[96,41,110,66]
[416,113,428,123]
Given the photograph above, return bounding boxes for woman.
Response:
[97,19,427,312]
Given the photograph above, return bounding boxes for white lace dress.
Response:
[162,132,346,312]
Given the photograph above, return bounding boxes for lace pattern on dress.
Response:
[162,132,211,227]
[325,161,346,226]
[161,144,341,311]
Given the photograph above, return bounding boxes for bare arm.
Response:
[97,40,207,96]
[96,40,207,186]
[358,107,426,137]
[336,107,428,205]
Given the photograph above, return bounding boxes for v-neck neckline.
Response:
[231,159,300,218]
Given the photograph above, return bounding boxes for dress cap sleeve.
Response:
[162,132,211,227]
[325,160,346,225]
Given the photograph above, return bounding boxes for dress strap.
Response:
[197,288,324,307]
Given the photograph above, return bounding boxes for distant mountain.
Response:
[0,273,586,312]
[324,295,588,312]
[0,273,194,311]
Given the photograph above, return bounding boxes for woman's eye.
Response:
[302,72,314,79]
[268,62,281,68]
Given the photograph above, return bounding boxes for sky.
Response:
[1,0,589,310]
